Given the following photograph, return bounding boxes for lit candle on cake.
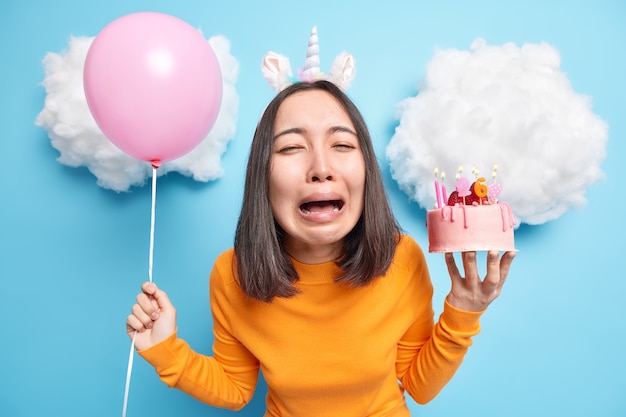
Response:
[488,162,502,202]
[441,171,447,205]
[474,177,488,204]
[434,167,442,208]
[456,176,471,206]
[472,164,479,179]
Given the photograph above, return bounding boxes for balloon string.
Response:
[122,331,137,417]
[148,165,157,283]
[122,165,159,417]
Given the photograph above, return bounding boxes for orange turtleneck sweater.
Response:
[139,235,483,416]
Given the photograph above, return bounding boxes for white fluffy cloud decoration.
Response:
[36,34,239,192]
[386,38,608,225]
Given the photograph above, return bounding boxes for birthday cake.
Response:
[427,168,516,253]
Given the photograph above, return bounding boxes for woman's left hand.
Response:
[444,251,516,312]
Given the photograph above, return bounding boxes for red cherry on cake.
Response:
[466,181,489,205]
[465,193,488,206]
[447,191,463,206]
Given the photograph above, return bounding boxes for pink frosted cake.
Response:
[427,174,516,253]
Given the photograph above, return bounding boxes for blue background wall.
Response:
[1,1,624,416]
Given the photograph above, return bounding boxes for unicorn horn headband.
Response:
[262,26,355,93]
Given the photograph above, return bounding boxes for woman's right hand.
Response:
[126,282,177,351]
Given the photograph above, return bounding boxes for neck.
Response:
[283,238,344,264]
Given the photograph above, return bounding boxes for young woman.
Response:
[126,80,516,416]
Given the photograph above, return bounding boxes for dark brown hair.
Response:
[234,80,401,302]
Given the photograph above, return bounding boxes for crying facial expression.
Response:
[269,89,366,262]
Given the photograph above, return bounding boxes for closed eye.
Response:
[329,126,359,151]
[277,145,303,154]
[333,143,357,151]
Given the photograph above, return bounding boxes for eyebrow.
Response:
[273,125,357,140]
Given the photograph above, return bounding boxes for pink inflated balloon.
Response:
[84,12,222,165]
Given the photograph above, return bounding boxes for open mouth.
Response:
[300,200,344,214]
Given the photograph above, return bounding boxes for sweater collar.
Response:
[290,257,344,285]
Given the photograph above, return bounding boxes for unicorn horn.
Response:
[302,26,321,81]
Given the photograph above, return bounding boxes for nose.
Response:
[308,148,334,182]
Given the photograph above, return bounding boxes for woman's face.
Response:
[269,89,366,264]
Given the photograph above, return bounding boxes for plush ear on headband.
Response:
[261,51,293,93]
[328,52,355,91]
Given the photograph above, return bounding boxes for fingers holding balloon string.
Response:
[126,309,150,333]
[136,291,159,320]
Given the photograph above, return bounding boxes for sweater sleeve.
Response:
[395,238,484,404]
[137,256,260,410]
[399,301,483,404]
